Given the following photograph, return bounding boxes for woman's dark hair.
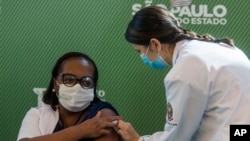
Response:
[43,52,100,111]
[125,6,234,47]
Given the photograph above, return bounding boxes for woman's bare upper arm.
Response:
[93,108,121,141]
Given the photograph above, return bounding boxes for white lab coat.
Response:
[17,102,59,141]
[140,40,250,141]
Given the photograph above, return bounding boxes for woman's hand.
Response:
[117,120,140,141]
[76,111,121,138]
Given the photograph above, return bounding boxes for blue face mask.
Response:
[140,45,169,70]
[140,54,168,70]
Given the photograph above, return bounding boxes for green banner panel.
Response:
[1,0,249,140]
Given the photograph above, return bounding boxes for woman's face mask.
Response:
[140,45,169,70]
[56,83,94,112]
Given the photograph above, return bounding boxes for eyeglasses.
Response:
[57,74,94,89]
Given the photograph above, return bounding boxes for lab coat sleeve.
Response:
[140,79,208,141]
[17,108,42,141]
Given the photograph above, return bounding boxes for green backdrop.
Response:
[1,0,250,140]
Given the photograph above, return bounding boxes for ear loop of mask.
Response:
[145,44,150,55]
[54,80,60,97]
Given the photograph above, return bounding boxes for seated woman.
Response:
[17,52,121,141]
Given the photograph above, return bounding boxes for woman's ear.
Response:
[149,38,162,52]
[53,78,58,93]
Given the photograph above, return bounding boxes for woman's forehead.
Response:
[60,58,94,75]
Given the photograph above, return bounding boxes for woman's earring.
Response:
[52,89,55,92]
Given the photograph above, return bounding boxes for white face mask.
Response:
[57,83,94,112]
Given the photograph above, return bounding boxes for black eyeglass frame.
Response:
[57,74,95,89]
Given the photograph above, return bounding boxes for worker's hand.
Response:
[117,120,140,141]
[77,111,121,138]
